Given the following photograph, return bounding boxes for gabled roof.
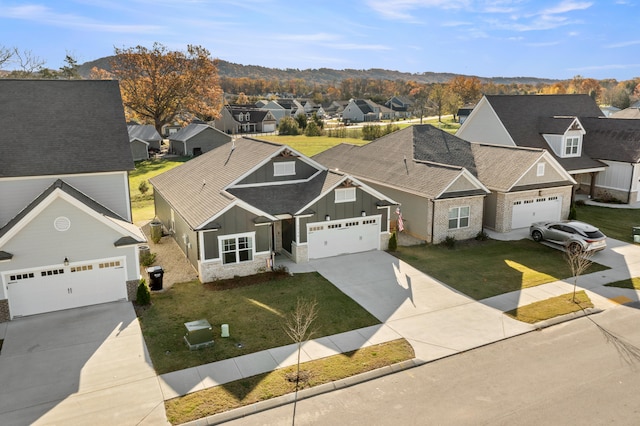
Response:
[0,179,145,244]
[353,99,380,114]
[480,94,606,172]
[150,138,287,229]
[169,123,229,142]
[537,116,583,134]
[0,79,133,178]
[225,105,275,124]
[314,125,488,199]
[127,124,162,142]
[580,117,640,162]
[483,94,603,150]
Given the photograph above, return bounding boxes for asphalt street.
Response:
[223,304,640,426]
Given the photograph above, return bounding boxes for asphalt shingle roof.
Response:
[0,79,133,178]
[580,117,640,163]
[127,124,162,142]
[483,94,607,172]
[314,125,478,199]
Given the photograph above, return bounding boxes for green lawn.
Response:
[505,290,593,323]
[258,134,369,157]
[138,271,380,374]
[129,157,189,223]
[605,277,640,290]
[575,204,640,243]
[165,339,413,425]
[392,239,609,300]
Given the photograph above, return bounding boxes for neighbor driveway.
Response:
[289,251,535,361]
[0,302,167,425]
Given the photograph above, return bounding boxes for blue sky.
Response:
[1,0,638,81]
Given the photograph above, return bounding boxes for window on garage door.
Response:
[448,206,470,229]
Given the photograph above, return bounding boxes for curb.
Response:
[534,307,602,330]
[178,359,422,426]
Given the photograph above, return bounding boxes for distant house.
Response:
[600,106,621,117]
[385,96,414,119]
[168,123,232,157]
[342,99,383,123]
[322,100,349,118]
[127,124,163,161]
[214,105,277,134]
[457,94,640,203]
[457,105,475,124]
[0,80,145,321]
[260,99,305,124]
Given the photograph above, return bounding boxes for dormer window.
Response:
[564,136,580,157]
[245,112,250,121]
[238,113,243,121]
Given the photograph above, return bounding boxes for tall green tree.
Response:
[110,43,223,135]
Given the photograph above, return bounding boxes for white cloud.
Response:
[0,4,161,33]
[540,1,593,15]
[606,40,640,48]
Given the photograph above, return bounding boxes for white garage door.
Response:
[512,196,562,229]
[307,216,380,260]
[5,258,127,318]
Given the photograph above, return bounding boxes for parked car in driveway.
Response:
[530,220,607,253]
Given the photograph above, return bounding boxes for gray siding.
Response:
[0,197,138,280]
[153,191,198,267]
[237,157,319,185]
[202,206,271,260]
[130,140,149,161]
[0,171,131,225]
[367,183,431,241]
[170,128,231,156]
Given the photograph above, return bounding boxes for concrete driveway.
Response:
[297,251,535,361]
[0,302,167,425]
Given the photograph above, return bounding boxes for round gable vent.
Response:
[54,216,71,232]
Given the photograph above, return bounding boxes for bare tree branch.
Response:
[564,247,594,302]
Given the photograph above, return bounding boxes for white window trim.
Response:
[448,206,470,230]
[218,232,255,265]
[335,187,356,203]
[274,161,296,177]
[537,162,545,177]
[563,136,581,158]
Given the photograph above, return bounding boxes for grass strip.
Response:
[605,277,640,290]
[504,290,593,324]
[165,339,414,425]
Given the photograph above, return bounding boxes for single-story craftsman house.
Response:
[149,137,396,281]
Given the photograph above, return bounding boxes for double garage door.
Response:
[5,258,127,318]
[512,196,562,229]
[307,216,380,260]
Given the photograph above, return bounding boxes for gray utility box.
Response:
[184,319,214,350]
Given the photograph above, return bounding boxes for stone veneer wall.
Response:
[126,279,139,302]
[199,253,271,282]
[379,232,391,250]
[292,242,308,263]
[0,299,9,323]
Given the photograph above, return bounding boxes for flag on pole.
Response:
[396,207,404,232]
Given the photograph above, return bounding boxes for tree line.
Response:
[3,42,640,137]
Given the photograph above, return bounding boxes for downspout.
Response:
[430,198,436,244]
[628,163,636,204]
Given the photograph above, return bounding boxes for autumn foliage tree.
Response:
[110,43,223,135]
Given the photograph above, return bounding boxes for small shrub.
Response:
[575,199,586,206]
[568,203,577,220]
[443,236,456,249]
[140,251,157,267]
[136,279,151,305]
[138,180,149,195]
[273,264,290,275]
[304,120,323,136]
[475,230,489,241]
[388,232,398,251]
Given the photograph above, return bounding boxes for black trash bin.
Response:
[147,265,164,290]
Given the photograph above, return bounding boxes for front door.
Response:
[281,219,294,253]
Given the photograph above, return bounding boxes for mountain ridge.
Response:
[79,56,559,86]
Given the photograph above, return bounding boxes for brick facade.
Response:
[492,187,573,232]
[432,196,485,244]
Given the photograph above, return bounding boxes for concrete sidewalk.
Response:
[158,238,640,421]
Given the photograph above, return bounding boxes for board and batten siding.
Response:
[0,197,138,280]
[0,172,131,225]
[201,205,271,260]
[297,187,388,244]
